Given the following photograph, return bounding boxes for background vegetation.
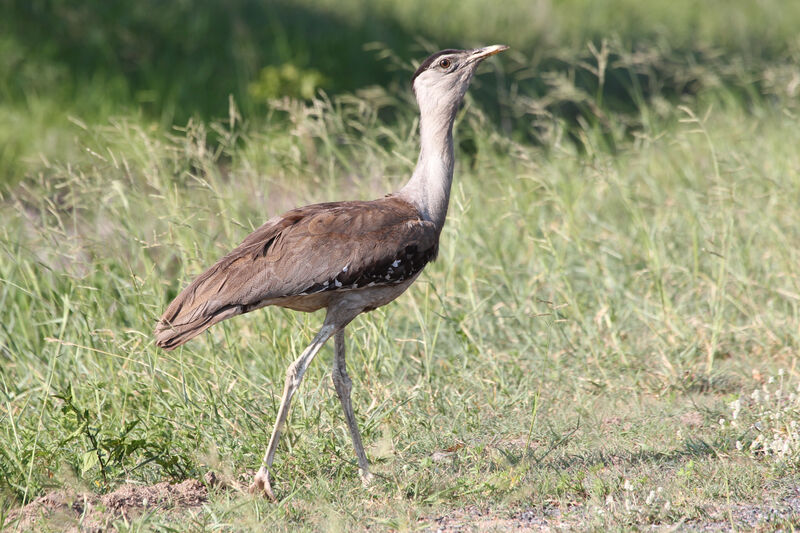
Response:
[1,0,799,530]
[3,0,800,182]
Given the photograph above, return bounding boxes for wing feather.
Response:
[155,196,437,349]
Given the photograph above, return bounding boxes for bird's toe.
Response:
[249,467,277,501]
[360,470,375,487]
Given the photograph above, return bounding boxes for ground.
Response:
[2,24,800,531]
[9,468,800,531]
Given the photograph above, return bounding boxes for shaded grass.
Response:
[4,0,800,185]
[1,87,800,529]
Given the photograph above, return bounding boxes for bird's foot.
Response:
[248,466,277,501]
[360,470,375,488]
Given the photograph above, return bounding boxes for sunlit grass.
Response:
[1,81,799,529]
[4,0,800,187]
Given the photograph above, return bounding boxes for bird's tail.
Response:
[154,262,245,350]
[154,305,240,350]
[154,213,291,350]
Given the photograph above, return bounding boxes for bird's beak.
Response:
[468,44,509,64]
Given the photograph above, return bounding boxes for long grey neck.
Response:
[397,102,458,233]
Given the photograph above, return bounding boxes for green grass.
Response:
[3,2,800,527]
[2,77,800,529]
[4,0,800,184]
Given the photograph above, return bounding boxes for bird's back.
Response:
[155,196,438,350]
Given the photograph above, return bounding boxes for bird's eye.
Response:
[438,58,451,69]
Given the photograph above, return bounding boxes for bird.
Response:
[154,45,509,499]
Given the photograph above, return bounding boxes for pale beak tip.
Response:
[473,44,510,61]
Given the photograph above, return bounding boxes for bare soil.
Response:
[6,476,799,531]
[425,494,800,532]
[6,477,211,532]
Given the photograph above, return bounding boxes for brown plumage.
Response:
[154,45,508,499]
[155,196,437,349]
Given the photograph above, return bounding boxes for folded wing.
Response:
[155,196,438,350]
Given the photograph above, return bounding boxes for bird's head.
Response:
[411,45,508,113]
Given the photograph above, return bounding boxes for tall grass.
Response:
[3,0,800,184]
[2,81,799,528]
[2,1,800,528]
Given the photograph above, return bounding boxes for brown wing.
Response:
[154,196,438,350]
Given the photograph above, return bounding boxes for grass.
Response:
[3,2,800,526]
[3,0,800,184]
[1,76,800,529]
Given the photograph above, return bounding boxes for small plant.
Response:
[53,385,192,485]
[728,370,800,464]
[594,479,673,525]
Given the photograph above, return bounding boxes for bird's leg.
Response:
[250,323,336,499]
[331,329,373,485]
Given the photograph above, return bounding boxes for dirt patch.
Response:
[425,504,580,532]
[691,494,800,531]
[679,411,704,428]
[423,496,800,532]
[6,476,213,532]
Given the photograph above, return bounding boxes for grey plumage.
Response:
[154,45,508,499]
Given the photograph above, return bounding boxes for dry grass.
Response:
[2,48,800,530]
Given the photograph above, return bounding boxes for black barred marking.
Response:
[411,49,461,86]
[302,243,438,295]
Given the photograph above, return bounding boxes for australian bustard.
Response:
[155,45,509,498]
